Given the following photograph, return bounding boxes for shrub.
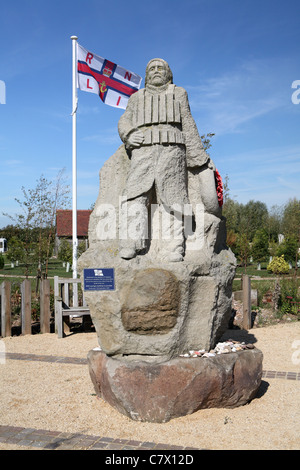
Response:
[0,254,4,269]
[267,255,290,274]
[279,277,300,315]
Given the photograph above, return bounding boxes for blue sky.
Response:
[1,0,300,228]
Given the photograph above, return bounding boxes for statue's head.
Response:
[145,58,173,87]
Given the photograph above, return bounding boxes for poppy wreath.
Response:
[215,169,223,207]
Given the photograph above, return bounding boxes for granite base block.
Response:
[87,348,263,423]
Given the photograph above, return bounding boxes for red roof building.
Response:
[56,210,92,237]
[55,210,92,254]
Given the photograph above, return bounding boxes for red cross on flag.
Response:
[77,43,142,109]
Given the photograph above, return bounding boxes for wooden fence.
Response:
[0,279,51,337]
[1,276,254,338]
[0,278,90,338]
[242,275,252,329]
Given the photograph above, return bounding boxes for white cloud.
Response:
[187,57,293,135]
[3,159,22,166]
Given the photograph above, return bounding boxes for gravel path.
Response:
[0,322,299,450]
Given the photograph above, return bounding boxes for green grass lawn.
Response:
[1,255,298,325]
[0,257,81,320]
[1,256,298,283]
[235,263,298,278]
[0,257,75,296]
[0,256,74,279]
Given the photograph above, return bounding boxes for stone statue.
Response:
[117,58,219,262]
[79,57,234,358]
[78,58,263,423]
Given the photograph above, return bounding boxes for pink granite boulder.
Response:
[88,348,263,423]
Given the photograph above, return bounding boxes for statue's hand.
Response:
[127,130,144,148]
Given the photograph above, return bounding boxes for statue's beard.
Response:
[145,81,171,94]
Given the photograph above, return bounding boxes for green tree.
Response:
[6,237,25,264]
[223,198,241,234]
[276,236,298,263]
[226,229,238,254]
[58,240,72,265]
[239,200,269,241]
[281,198,300,273]
[223,197,269,243]
[3,211,34,276]
[236,232,251,270]
[267,204,283,242]
[58,240,87,269]
[282,198,300,238]
[2,169,70,280]
[0,225,23,242]
[251,229,269,263]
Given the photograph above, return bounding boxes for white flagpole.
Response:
[71,35,78,288]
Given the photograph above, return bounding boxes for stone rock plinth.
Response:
[88,348,263,423]
[79,247,236,359]
[78,142,237,360]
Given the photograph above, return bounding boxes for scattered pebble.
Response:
[180,341,254,358]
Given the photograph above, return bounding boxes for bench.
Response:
[54,276,91,338]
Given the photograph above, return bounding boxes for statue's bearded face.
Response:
[146,60,169,87]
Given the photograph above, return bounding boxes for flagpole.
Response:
[71,35,78,287]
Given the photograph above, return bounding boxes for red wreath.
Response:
[215,169,223,207]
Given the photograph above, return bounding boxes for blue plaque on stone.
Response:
[83,268,115,291]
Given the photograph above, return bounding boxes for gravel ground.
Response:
[0,322,299,450]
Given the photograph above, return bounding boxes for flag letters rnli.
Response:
[77,44,142,109]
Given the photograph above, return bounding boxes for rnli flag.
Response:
[77,44,142,109]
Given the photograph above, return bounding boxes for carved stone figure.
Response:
[79,58,235,358]
[117,58,219,262]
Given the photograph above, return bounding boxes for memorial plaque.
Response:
[84,268,115,291]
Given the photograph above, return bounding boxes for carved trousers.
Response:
[119,191,185,259]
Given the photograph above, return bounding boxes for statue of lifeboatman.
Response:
[118,58,218,261]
